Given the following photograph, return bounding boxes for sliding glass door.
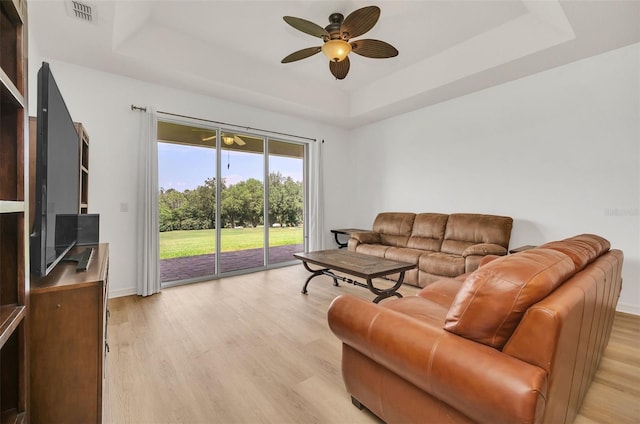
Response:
[156,120,307,286]
[157,122,218,284]
[267,139,304,266]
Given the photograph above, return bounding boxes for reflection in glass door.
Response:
[219,131,265,273]
[267,139,304,265]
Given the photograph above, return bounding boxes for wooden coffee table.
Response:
[293,249,416,303]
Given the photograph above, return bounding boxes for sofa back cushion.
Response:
[539,234,610,272]
[440,214,513,255]
[406,213,449,251]
[444,248,575,349]
[372,212,416,247]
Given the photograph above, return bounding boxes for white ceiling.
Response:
[29,0,640,129]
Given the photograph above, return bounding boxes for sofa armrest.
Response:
[349,231,380,244]
[462,243,507,257]
[479,254,501,267]
[328,295,547,424]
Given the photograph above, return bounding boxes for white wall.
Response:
[28,39,639,313]
[348,43,640,314]
[28,58,351,298]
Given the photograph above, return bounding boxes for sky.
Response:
[158,142,303,191]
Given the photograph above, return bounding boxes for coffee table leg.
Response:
[369,271,405,304]
[300,261,338,294]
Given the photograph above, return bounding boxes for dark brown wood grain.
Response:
[0,1,29,421]
[29,244,109,423]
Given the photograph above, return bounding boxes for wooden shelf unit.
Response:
[0,0,29,422]
[75,122,89,214]
[30,243,109,423]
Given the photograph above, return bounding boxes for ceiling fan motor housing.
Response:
[326,13,345,40]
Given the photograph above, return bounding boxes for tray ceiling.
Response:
[29,0,640,128]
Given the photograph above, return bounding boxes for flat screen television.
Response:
[30,62,83,277]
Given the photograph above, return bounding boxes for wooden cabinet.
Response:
[29,244,109,424]
[0,0,29,422]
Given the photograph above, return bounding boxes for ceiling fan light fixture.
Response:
[321,39,351,62]
[222,135,235,145]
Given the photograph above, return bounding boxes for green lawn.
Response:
[159,227,304,259]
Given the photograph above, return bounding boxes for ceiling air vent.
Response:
[67,1,97,24]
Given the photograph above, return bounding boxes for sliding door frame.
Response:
[158,117,309,288]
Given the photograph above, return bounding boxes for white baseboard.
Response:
[616,301,640,316]
[108,287,137,299]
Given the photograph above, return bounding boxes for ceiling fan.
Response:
[194,129,247,146]
[281,5,398,80]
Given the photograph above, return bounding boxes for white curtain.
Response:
[308,140,325,251]
[136,107,161,296]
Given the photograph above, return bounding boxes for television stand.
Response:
[62,247,94,271]
[30,244,109,422]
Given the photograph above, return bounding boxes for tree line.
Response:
[159,172,303,232]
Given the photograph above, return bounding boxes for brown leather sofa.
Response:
[328,234,623,424]
[348,212,513,287]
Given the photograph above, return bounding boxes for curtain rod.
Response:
[130,104,317,142]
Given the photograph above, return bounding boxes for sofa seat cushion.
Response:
[419,252,465,277]
[354,243,389,258]
[384,296,449,326]
[418,278,464,309]
[384,247,425,265]
[389,268,420,286]
[444,248,575,349]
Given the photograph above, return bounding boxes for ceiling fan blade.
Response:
[281,46,322,63]
[329,57,350,80]
[340,6,380,40]
[283,16,330,39]
[350,39,398,58]
[234,136,246,146]
[202,134,217,142]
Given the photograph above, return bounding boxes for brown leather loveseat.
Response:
[328,234,623,424]
[348,212,513,286]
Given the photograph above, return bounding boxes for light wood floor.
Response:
[104,264,640,423]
